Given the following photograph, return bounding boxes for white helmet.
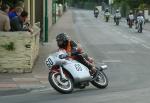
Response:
[116,9,119,13]
[139,10,143,14]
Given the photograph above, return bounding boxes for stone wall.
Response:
[0,26,40,73]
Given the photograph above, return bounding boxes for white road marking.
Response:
[107,50,135,54]
[102,59,121,63]
[141,44,150,49]
[13,78,38,82]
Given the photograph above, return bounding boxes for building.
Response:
[0,0,67,73]
[109,0,114,5]
[24,0,52,42]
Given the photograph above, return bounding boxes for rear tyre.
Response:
[106,17,109,22]
[91,71,108,89]
[48,72,74,94]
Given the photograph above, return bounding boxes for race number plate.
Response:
[46,57,54,68]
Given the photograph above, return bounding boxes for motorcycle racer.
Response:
[56,33,97,74]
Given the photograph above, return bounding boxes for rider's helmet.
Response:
[56,33,69,48]
[138,10,143,16]
[116,9,119,13]
[94,7,98,10]
[129,10,133,14]
[105,8,109,12]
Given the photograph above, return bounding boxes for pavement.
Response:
[0,9,76,95]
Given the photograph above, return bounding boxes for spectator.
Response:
[9,6,23,20]
[15,1,24,9]
[10,11,33,32]
[0,4,11,31]
[9,1,24,13]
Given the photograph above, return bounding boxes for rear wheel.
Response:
[106,17,109,22]
[91,71,108,89]
[48,72,74,94]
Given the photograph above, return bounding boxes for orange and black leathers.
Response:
[63,40,93,70]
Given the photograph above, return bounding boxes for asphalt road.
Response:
[1,9,150,103]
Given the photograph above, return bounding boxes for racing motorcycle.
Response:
[45,50,108,94]
[114,13,121,25]
[137,21,143,33]
[136,16,144,33]
[94,8,99,18]
[104,12,110,22]
[128,15,134,28]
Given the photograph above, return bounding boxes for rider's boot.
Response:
[88,63,97,75]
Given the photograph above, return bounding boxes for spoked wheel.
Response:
[49,72,74,94]
[91,71,108,89]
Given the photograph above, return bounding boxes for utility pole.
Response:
[63,0,65,12]
[44,0,48,42]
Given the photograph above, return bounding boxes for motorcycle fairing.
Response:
[63,60,91,83]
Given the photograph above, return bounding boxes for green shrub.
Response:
[1,42,15,51]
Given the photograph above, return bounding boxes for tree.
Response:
[113,0,150,9]
[2,0,24,7]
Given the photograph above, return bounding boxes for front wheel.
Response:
[106,17,109,22]
[129,21,133,28]
[94,13,98,18]
[116,19,119,25]
[91,71,108,89]
[139,23,143,33]
[48,72,74,94]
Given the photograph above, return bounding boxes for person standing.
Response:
[0,4,10,31]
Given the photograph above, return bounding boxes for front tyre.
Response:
[91,71,108,89]
[116,19,119,25]
[139,23,143,33]
[106,17,109,22]
[138,23,143,33]
[48,72,74,94]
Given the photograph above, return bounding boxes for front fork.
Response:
[60,67,68,81]
[50,66,68,81]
